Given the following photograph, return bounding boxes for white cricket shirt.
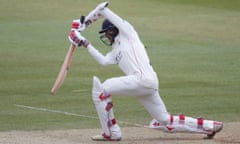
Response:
[87,8,158,89]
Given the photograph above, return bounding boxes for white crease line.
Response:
[14,104,145,127]
[14,104,98,120]
[72,89,90,93]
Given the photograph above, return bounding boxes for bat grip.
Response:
[80,16,85,24]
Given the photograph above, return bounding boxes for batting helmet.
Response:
[99,19,119,46]
[99,19,116,33]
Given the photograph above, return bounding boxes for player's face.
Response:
[99,28,118,46]
[99,30,113,46]
[105,29,114,42]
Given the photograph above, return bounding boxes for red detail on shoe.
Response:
[153,122,160,127]
[101,133,121,141]
[166,125,174,131]
[179,113,185,124]
[170,114,174,124]
[197,117,204,129]
[102,133,111,140]
[99,93,111,101]
[105,102,113,111]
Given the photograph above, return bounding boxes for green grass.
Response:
[0,0,240,131]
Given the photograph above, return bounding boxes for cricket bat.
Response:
[51,44,76,95]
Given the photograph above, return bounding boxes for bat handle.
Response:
[80,16,85,24]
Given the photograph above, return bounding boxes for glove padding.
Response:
[68,30,90,48]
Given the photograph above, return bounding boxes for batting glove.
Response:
[68,30,90,48]
[71,16,86,32]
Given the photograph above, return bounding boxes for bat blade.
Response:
[51,44,76,95]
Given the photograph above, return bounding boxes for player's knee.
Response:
[92,76,103,104]
[92,76,111,103]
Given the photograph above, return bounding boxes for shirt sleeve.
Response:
[87,44,116,66]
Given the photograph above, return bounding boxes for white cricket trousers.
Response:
[92,75,214,138]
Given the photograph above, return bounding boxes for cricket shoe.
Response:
[205,121,223,139]
[91,133,121,141]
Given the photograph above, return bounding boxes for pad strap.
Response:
[197,117,204,129]
[99,93,111,101]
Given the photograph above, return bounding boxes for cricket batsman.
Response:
[68,2,223,141]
